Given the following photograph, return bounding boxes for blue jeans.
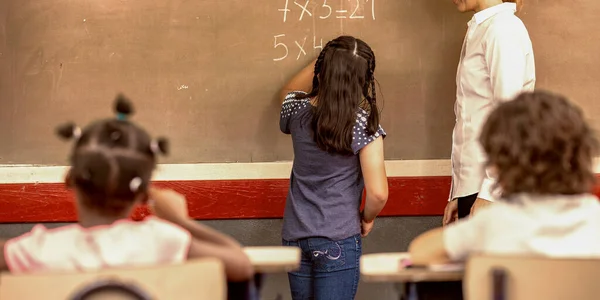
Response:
[283,234,362,300]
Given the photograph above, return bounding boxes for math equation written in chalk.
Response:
[272,0,376,62]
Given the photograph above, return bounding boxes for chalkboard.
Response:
[0,0,597,165]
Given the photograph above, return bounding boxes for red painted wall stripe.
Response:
[0,177,451,223]
[1,176,599,223]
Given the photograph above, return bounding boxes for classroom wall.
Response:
[2,0,600,166]
[0,0,469,164]
[0,162,452,222]
[0,217,442,300]
[2,1,600,222]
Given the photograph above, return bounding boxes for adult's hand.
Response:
[442,199,458,226]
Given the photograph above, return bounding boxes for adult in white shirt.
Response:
[443,0,536,225]
[410,91,600,263]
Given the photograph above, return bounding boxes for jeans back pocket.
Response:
[308,237,357,272]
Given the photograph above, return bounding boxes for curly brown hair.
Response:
[479,90,598,198]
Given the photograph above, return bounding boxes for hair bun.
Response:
[115,94,134,117]
[56,122,81,140]
[150,137,169,156]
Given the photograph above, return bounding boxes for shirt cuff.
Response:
[478,178,499,202]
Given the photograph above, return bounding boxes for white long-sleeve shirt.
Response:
[450,2,536,201]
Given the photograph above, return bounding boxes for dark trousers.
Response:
[401,193,478,300]
[403,281,464,300]
[457,193,478,219]
[227,277,261,300]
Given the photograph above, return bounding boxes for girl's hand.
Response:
[147,187,189,223]
[361,219,374,237]
[360,211,375,237]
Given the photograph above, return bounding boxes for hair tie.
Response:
[150,140,160,154]
[116,113,127,121]
[129,177,142,192]
[73,127,82,140]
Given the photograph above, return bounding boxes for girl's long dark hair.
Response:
[297,36,378,155]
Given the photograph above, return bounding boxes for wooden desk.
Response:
[240,246,301,300]
[361,252,464,300]
[361,252,463,282]
[243,246,301,274]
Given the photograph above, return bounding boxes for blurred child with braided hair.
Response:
[0,95,253,283]
[279,36,389,299]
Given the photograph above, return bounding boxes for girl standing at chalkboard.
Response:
[443,0,536,224]
[278,36,388,300]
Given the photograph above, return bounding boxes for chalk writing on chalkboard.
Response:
[273,0,376,62]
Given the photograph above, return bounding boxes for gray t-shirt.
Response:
[280,91,386,241]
